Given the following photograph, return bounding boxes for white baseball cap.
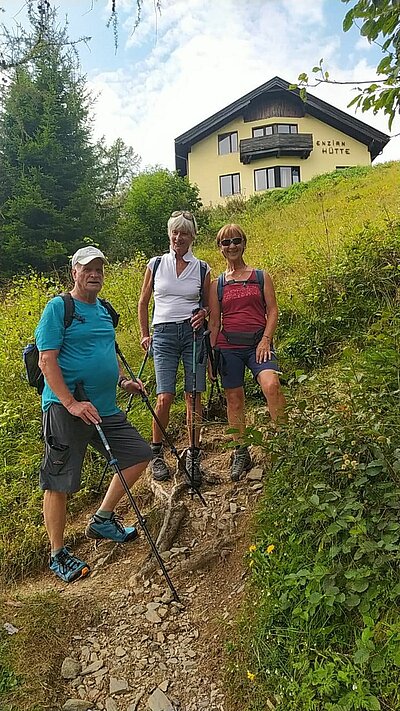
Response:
[71,246,106,267]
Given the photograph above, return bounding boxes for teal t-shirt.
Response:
[35,296,120,416]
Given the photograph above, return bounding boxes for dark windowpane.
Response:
[231,133,238,152]
[232,173,241,194]
[265,125,273,135]
[290,125,298,133]
[277,124,291,133]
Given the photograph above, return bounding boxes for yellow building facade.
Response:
[175,77,390,206]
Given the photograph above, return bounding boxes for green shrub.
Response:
[226,313,400,710]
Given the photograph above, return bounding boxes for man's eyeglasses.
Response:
[220,237,243,247]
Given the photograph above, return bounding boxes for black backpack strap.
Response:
[61,293,75,329]
[98,298,120,328]
[255,269,265,306]
[152,256,162,289]
[217,273,225,302]
[199,260,208,307]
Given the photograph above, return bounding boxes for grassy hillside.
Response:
[0,162,399,582]
[0,162,399,708]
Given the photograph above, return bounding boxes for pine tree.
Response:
[0,2,100,278]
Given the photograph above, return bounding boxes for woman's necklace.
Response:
[226,265,250,282]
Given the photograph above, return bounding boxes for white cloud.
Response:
[88,0,399,167]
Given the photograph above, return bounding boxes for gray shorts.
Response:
[40,404,152,493]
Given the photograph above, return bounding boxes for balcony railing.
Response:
[240,133,313,164]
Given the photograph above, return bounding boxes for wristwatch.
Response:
[118,375,128,388]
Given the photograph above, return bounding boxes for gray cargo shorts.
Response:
[40,404,152,493]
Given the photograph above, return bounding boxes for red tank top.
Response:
[216,270,266,349]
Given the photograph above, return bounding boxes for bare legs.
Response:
[224,371,286,438]
[152,392,202,447]
[43,459,149,552]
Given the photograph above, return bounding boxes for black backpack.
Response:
[23,293,119,395]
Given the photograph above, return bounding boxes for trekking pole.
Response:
[92,348,149,496]
[115,343,207,507]
[76,383,181,603]
[126,347,149,415]
[190,312,199,493]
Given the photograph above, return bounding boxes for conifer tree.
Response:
[0,1,99,277]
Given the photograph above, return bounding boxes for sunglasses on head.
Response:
[220,237,243,247]
[171,210,194,222]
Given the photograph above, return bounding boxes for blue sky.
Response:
[2,1,399,168]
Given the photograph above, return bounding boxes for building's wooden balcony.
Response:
[240,133,313,164]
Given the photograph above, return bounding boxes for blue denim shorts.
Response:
[217,346,280,390]
[152,321,207,395]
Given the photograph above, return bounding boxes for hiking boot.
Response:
[150,444,171,482]
[85,513,139,543]
[230,447,252,482]
[185,448,202,488]
[49,547,90,583]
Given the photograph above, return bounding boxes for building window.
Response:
[252,124,298,138]
[336,166,354,170]
[254,166,300,191]
[220,173,241,197]
[218,132,238,155]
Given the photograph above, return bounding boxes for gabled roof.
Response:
[175,76,390,174]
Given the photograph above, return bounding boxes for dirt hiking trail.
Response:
[11,423,268,711]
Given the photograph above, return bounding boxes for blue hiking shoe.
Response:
[85,513,139,543]
[49,547,90,583]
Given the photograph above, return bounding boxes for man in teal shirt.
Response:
[35,246,151,583]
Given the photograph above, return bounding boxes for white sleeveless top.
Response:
[148,249,210,325]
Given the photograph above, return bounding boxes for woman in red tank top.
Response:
[208,224,286,481]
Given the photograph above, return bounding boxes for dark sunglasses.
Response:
[220,237,243,247]
[171,210,194,222]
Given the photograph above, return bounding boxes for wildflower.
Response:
[249,544,256,552]
[247,670,256,681]
[249,560,254,567]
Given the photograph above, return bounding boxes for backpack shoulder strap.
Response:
[199,260,208,306]
[217,273,225,302]
[60,293,75,328]
[255,269,266,306]
[98,298,120,328]
[152,256,162,289]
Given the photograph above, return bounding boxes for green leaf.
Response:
[310,494,320,505]
[370,654,385,672]
[343,10,354,32]
[346,593,361,608]
[351,579,369,593]
[354,646,370,665]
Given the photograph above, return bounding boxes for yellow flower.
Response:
[247,670,256,681]
[249,560,254,567]
[266,544,275,554]
[249,544,257,552]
